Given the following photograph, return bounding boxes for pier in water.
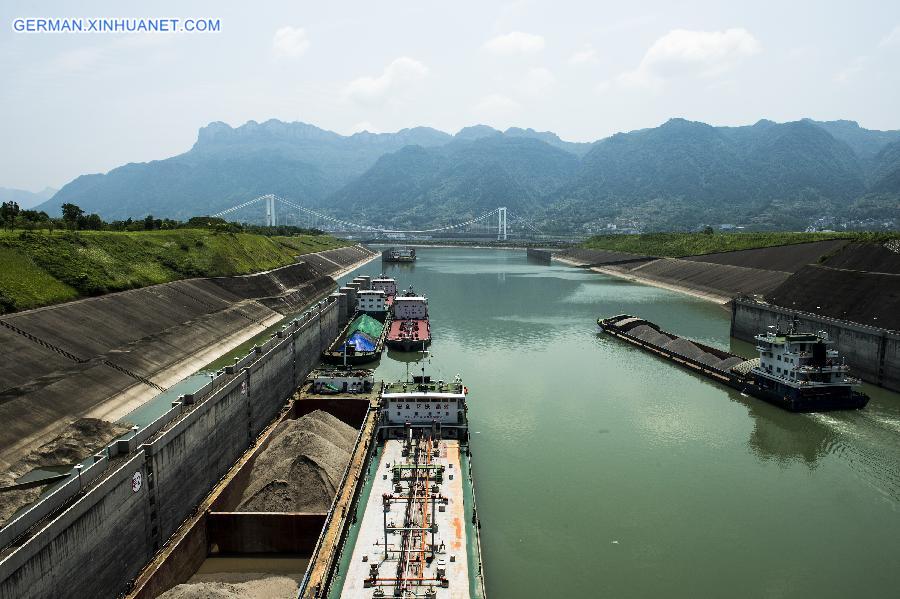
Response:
[340,247,900,598]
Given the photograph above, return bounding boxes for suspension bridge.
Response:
[210,194,552,241]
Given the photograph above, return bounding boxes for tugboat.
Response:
[598,314,869,412]
[386,287,431,351]
[750,318,869,411]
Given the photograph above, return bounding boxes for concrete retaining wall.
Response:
[526,248,552,264]
[0,452,152,599]
[731,298,900,391]
[0,299,343,599]
[0,244,376,471]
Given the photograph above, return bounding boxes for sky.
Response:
[2,0,900,191]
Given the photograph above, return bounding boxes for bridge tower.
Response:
[264,194,276,227]
[497,207,507,241]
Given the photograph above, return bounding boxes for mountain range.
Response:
[37,118,900,231]
[0,186,58,209]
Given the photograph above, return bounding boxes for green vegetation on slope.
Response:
[580,231,899,258]
[0,229,348,314]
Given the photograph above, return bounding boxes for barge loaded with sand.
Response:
[598,314,869,412]
[300,373,486,598]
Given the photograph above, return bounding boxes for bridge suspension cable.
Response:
[213,194,511,235]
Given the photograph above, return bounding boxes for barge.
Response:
[598,314,869,412]
[323,312,390,365]
[299,373,486,598]
[387,287,432,352]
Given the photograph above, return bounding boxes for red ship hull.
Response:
[385,319,431,351]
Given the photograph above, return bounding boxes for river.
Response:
[339,247,900,599]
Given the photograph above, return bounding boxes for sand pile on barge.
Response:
[158,574,298,599]
[629,324,673,347]
[237,410,357,513]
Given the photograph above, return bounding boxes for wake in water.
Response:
[808,410,900,505]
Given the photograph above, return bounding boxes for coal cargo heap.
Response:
[237,410,357,513]
[629,324,673,347]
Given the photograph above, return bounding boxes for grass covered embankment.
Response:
[580,231,898,258]
[0,229,349,314]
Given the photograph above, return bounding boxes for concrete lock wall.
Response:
[0,452,152,599]
[731,298,900,392]
[0,299,342,599]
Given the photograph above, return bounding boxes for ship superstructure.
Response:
[357,289,389,320]
[383,247,417,263]
[372,276,398,297]
[310,368,375,395]
[751,319,865,408]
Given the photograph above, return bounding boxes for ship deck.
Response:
[329,438,484,598]
[295,379,380,404]
[388,319,430,342]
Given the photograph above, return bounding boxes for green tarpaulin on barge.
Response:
[349,314,383,339]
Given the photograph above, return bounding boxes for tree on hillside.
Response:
[61,203,84,230]
[16,209,51,232]
[78,213,103,230]
[1,201,20,230]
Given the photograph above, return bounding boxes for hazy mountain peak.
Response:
[0,186,59,209]
[660,117,712,130]
[454,125,501,140]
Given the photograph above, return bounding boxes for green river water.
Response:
[338,247,900,599]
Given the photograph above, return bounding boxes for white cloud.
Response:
[834,56,867,84]
[474,93,520,113]
[520,67,555,96]
[619,28,761,89]
[880,25,900,47]
[343,57,429,105]
[272,26,310,58]
[54,47,104,71]
[569,45,597,65]
[483,31,545,56]
[51,33,176,73]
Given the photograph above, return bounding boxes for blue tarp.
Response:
[344,331,376,352]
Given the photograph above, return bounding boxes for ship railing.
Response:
[782,350,812,358]
[796,364,849,373]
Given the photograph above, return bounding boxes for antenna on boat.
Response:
[419,342,430,380]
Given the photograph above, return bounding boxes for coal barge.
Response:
[598,314,869,412]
